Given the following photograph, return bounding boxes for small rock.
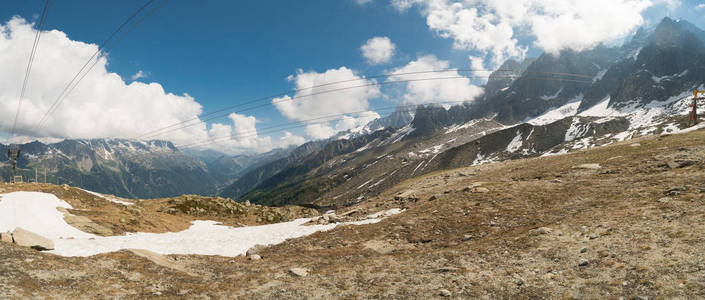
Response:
[516,278,524,286]
[551,179,563,183]
[588,233,599,240]
[246,244,266,256]
[0,232,12,244]
[657,197,671,203]
[667,160,696,169]
[537,227,552,235]
[428,195,438,201]
[470,187,490,193]
[580,247,588,253]
[462,234,473,241]
[630,143,641,147]
[439,289,451,297]
[289,267,309,277]
[578,259,589,266]
[572,163,601,170]
[249,254,261,260]
[444,189,453,194]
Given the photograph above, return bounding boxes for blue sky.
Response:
[1,0,704,153]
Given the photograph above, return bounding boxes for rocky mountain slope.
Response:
[227,17,705,208]
[0,139,221,199]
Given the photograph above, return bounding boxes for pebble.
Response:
[578,259,589,266]
[249,254,261,260]
[588,233,599,240]
[580,247,587,253]
[537,227,552,235]
[439,289,452,297]
[462,234,473,241]
[657,197,671,203]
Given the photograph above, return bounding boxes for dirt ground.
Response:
[1,128,705,299]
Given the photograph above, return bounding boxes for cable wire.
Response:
[138,74,593,141]
[11,0,51,135]
[36,0,166,130]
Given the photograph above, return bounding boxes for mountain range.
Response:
[2,17,703,205]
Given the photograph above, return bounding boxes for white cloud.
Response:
[0,17,300,155]
[305,123,337,140]
[355,0,374,4]
[202,113,305,154]
[272,67,382,140]
[388,54,484,105]
[361,36,396,65]
[394,0,676,67]
[697,3,705,9]
[130,70,146,81]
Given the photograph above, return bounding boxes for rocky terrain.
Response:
[1,124,704,299]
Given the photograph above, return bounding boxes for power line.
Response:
[11,0,51,135]
[132,68,510,139]
[36,0,167,130]
[177,99,476,150]
[134,69,594,140]
[138,74,594,141]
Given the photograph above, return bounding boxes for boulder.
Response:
[12,227,54,251]
[289,267,309,277]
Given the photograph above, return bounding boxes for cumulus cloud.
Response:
[272,67,381,140]
[203,113,305,154]
[0,17,300,154]
[394,0,678,67]
[361,36,396,65]
[355,0,374,4]
[130,70,147,81]
[388,54,484,105]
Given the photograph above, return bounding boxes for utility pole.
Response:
[7,144,20,183]
[44,168,47,183]
[35,168,38,183]
[691,90,705,126]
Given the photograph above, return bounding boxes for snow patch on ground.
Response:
[0,192,92,240]
[540,87,563,101]
[445,119,482,134]
[528,94,583,125]
[80,189,134,206]
[565,118,590,142]
[579,96,617,117]
[592,69,608,83]
[506,130,523,153]
[0,192,402,257]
